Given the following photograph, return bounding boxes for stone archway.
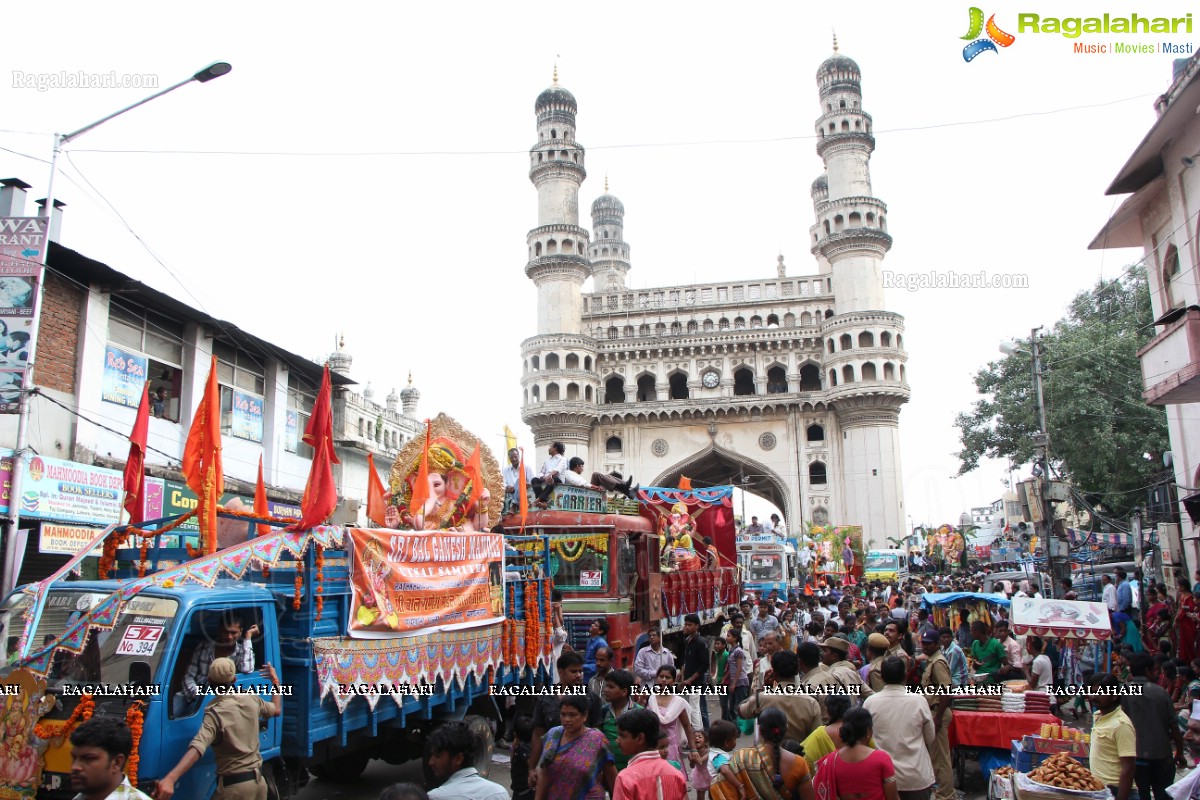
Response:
[651,443,792,527]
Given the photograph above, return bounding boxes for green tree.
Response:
[955,268,1168,518]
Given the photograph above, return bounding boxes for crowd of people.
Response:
[61,565,1200,800]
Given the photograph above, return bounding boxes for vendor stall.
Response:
[1010,596,1112,681]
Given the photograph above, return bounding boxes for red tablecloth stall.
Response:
[948,711,1060,750]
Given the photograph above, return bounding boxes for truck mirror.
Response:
[129,661,152,688]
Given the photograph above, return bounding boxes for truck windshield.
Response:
[547,534,609,591]
[866,554,899,571]
[9,590,179,689]
[750,554,782,581]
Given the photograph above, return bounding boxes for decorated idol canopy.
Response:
[637,486,735,566]
[1010,597,1111,641]
[921,591,1011,609]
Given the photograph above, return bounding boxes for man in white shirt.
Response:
[863,656,936,800]
[1025,635,1053,692]
[633,627,676,685]
[531,442,567,505]
[501,448,533,512]
[769,513,785,536]
[559,457,634,497]
[427,722,507,800]
[1102,574,1118,612]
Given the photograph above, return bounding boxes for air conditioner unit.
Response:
[332,497,360,525]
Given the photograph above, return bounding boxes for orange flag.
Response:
[518,447,529,531]
[182,356,224,553]
[464,444,485,510]
[304,362,340,465]
[254,455,270,536]
[678,475,693,491]
[291,365,339,531]
[122,382,151,525]
[366,453,388,527]
[409,420,432,517]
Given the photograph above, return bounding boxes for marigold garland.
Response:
[293,571,304,611]
[314,545,325,621]
[137,536,150,578]
[125,701,145,785]
[523,580,539,667]
[505,592,517,665]
[35,693,94,742]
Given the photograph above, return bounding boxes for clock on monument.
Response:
[702,371,719,389]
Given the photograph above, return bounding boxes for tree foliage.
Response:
[955,268,1168,518]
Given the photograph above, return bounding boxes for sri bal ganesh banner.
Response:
[348,528,505,639]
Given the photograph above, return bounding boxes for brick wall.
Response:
[33,271,83,393]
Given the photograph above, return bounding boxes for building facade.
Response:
[1091,52,1200,578]
[0,178,419,580]
[518,53,910,548]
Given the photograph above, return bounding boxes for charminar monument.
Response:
[519,48,908,548]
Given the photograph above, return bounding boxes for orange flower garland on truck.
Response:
[125,701,145,785]
[35,693,94,742]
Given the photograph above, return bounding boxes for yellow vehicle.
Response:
[864,548,909,583]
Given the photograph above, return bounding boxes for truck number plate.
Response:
[116,624,163,656]
[580,570,602,587]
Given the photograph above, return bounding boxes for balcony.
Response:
[1139,308,1200,405]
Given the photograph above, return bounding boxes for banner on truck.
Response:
[347,528,505,639]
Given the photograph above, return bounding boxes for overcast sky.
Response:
[1,1,1185,531]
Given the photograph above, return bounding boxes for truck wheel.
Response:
[264,766,280,800]
[309,751,370,783]
[463,714,494,778]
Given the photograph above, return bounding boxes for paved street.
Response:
[293,730,997,800]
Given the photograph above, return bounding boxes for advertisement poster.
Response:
[101,344,148,408]
[231,389,264,442]
[348,529,505,639]
[284,410,298,453]
[0,216,46,414]
[0,452,123,525]
[38,523,105,556]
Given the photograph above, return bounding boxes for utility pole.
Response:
[1132,509,1144,634]
[1030,326,1056,598]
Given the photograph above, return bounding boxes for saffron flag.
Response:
[254,455,270,536]
[678,475,693,491]
[122,382,151,525]
[518,447,529,530]
[366,452,388,527]
[464,444,485,510]
[182,355,224,553]
[503,425,517,454]
[304,362,340,465]
[291,364,339,531]
[409,420,432,517]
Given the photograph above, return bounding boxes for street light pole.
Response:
[1028,327,1056,597]
[1,62,231,601]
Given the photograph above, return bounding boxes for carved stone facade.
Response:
[520,53,909,547]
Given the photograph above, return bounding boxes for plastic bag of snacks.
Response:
[989,766,1016,800]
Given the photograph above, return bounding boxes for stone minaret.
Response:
[589,177,630,291]
[521,69,597,459]
[809,42,909,550]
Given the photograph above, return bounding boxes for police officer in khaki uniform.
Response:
[919,629,955,800]
[153,657,283,800]
[865,632,890,693]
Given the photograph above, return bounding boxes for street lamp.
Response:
[1,62,232,600]
[999,327,1056,596]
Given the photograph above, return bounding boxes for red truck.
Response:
[502,485,739,667]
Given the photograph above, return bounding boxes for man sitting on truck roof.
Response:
[531,442,567,506]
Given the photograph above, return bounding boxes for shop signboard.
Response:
[38,523,105,556]
[0,451,123,525]
[0,216,46,413]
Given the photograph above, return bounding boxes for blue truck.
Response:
[0,512,549,799]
